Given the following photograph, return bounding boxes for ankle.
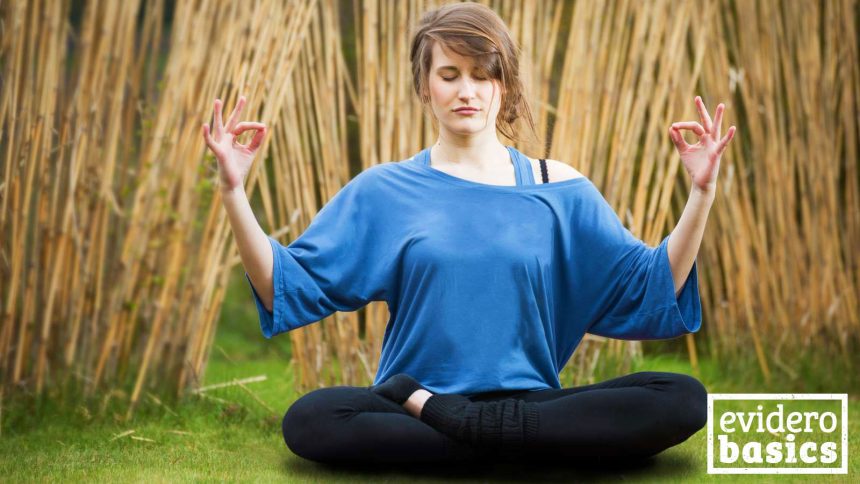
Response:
[404,389,433,418]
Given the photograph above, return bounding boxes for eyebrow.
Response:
[435,65,478,71]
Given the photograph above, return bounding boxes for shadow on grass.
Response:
[282,450,698,482]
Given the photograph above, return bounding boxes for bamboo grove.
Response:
[1,0,857,414]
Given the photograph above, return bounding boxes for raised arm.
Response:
[221,187,274,311]
[202,95,273,310]
[666,96,737,296]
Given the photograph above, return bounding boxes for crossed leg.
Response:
[281,385,484,464]
[282,372,707,465]
[509,371,708,460]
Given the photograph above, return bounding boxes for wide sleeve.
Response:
[245,169,392,338]
[574,186,702,340]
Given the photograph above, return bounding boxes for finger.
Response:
[202,124,222,157]
[225,95,246,133]
[668,126,688,150]
[232,121,266,135]
[233,123,267,150]
[712,103,724,140]
[671,121,706,137]
[247,126,267,151]
[716,126,736,155]
[214,99,224,134]
[695,96,713,133]
[202,123,215,148]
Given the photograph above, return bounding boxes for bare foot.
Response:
[402,389,433,418]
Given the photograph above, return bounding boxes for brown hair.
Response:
[409,2,538,143]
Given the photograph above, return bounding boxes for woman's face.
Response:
[426,42,503,137]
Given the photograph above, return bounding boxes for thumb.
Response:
[668,126,686,151]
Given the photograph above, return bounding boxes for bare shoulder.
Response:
[526,157,585,182]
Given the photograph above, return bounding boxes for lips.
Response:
[454,108,479,114]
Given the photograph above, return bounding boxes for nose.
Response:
[457,78,478,100]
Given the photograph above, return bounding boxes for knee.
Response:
[281,386,373,462]
[282,387,343,461]
[282,392,317,459]
[663,373,708,436]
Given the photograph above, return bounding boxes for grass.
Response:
[1,267,857,482]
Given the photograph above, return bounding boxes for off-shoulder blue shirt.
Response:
[246,145,701,396]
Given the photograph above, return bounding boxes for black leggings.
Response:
[282,371,707,465]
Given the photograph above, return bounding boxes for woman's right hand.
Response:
[202,95,267,193]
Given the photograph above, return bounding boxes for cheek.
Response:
[488,86,500,104]
[429,80,453,102]
[483,83,501,105]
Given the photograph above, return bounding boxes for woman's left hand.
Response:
[669,96,737,195]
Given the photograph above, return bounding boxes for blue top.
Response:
[246,145,701,396]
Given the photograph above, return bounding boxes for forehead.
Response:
[431,43,476,69]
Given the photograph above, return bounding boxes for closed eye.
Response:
[442,75,488,82]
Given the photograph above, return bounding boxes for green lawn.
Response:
[1,268,856,482]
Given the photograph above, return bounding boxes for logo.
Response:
[707,394,848,474]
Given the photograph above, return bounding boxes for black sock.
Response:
[370,373,428,405]
[420,394,540,448]
[419,394,472,438]
[373,375,541,449]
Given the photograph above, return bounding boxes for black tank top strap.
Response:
[539,159,549,183]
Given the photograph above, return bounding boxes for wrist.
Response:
[220,184,246,199]
[691,183,716,200]
[688,186,716,211]
[220,182,244,195]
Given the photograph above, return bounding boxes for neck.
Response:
[432,132,509,170]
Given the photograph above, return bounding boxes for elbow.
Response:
[671,264,693,298]
[673,274,685,298]
[260,283,275,313]
[673,273,688,299]
[247,272,276,314]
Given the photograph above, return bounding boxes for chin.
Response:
[445,119,490,132]
[445,126,484,136]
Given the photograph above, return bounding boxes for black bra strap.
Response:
[539,159,548,183]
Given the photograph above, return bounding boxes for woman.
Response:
[202,2,736,466]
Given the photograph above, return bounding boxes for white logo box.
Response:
[707,393,848,474]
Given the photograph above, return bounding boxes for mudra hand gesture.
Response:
[202,95,267,193]
[669,96,737,194]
